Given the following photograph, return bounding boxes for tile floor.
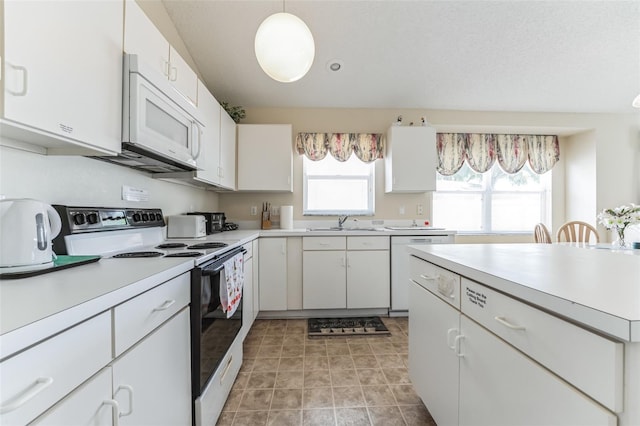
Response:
[216,317,437,426]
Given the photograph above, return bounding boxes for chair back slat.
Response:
[556,221,600,243]
[534,223,552,243]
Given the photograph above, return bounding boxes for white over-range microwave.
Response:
[96,54,202,173]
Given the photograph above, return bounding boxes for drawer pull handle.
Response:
[437,287,455,300]
[115,384,134,417]
[0,377,53,413]
[494,316,526,331]
[454,335,465,357]
[6,63,28,96]
[220,354,233,385]
[446,328,458,350]
[419,274,438,281]
[153,300,176,311]
[102,399,121,426]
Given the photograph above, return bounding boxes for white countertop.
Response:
[408,243,640,342]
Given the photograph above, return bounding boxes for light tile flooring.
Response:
[216,317,437,426]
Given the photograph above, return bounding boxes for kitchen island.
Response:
[407,243,639,426]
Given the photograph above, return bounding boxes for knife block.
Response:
[261,219,272,230]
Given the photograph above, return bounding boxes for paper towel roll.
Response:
[280,205,293,229]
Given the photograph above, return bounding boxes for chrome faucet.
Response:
[338,215,349,229]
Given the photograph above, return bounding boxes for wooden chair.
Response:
[556,221,600,244]
[534,223,552,243]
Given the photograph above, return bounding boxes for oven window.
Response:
[199,273,242,391]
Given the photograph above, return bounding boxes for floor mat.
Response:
[307,316,390,337]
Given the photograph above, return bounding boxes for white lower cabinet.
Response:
[112,308,192,426]
[259,238,288,311]
[252,239,260,319]
[409,255,621,426]
[0,312,111,426]
[242,242,255,339]
[458,315,617,426]
[302,236,390,310]
[32,368,115,426]
[408,280,459,426]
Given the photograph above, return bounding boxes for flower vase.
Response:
[612,226,627,248]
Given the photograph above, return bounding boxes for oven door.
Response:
[191,247,245,399]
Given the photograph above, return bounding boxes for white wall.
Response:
[0,144,219,216]
[564,131,597,224]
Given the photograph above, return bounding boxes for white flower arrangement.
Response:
[597,203,640,230]
[597,203,640,247]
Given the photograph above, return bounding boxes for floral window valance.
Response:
[296,133,384,163]
[436,133,559,175]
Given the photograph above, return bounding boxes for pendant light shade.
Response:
[255,12,315,83]
[633,93,640,108]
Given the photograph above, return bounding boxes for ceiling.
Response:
[162,0,640,114]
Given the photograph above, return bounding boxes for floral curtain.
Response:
[436,133,559,175]
[296,133,384,163]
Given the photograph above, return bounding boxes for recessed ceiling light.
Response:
[326,60,343,72]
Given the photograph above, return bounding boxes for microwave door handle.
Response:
[192,121,202,160]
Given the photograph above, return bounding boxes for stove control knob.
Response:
[87,213,99,225]
[132,213,141,222]
[73,213,86,226]
[142,213,150,221]
[155,213,163,221]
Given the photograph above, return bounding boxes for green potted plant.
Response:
[220,102,246,123]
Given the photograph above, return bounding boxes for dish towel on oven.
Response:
[220,253,244,318]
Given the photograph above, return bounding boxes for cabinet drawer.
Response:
[461,278,624,412]
[195,333,242,425]
[409,256,460,309]
[114,272,190,356]
[0,312,111,425]
[347,236,389,250]
[303,236,346,250]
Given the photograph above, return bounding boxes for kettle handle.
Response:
[46,204,62,239]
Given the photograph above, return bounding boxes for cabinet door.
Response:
[385,126,436,193]
[346,250,389,309]
[252,239,260,319]
[124,0,170,79]
[458,316,617,426]
[237,124,293,191]
[195,81,221,185]
[242,254,254,339]
[4,0,123,154]
[218,110,236,190]
[303,251,347,309]
[112,309,192,426]
[258,238,288,311]
[32,368,114,426]
[408,281,460,426]
[169,46,198,106]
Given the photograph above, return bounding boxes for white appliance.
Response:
[390,234,454,313]
[167,215,207,239]
[0,199,62,272]
[100,54,202,173]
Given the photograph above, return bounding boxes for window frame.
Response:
[433,163,552,234]
[302,156,375,216]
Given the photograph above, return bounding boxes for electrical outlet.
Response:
[417,204,424,215]
[399,205,405,215]
[271,206,280,216]
[250,206,257,216]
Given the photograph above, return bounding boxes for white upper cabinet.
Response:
[218,110,237,190]
[385,126,437,193]
[124,0,198,106]
[2,0,123,155]
[237,124,293,192]
[194,80,221,186]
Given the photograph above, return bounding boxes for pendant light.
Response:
[254,2,315,83]
[633,93,640,108]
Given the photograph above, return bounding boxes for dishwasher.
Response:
[390,234,454,314]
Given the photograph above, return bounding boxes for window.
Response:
[433,163,551,233]
[303,155,375,215]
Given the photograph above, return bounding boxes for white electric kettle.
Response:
[0,199,62,273]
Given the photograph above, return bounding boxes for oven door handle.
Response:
[201,248,247,276]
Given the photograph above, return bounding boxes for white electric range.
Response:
[52,205,239,265]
